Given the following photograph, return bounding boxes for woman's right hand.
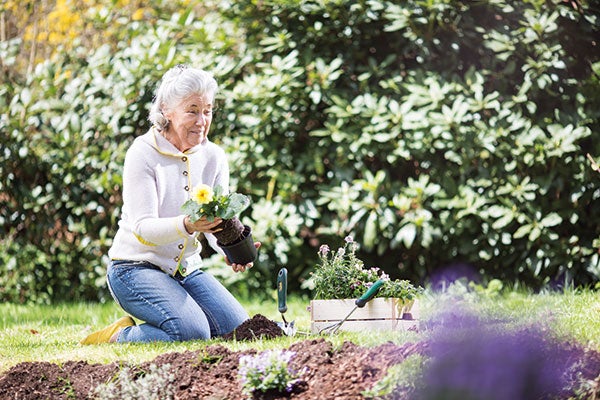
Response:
[183,215,223,234]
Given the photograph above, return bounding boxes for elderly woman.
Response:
[81,65,259,344]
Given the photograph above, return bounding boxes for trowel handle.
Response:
[277,267,288,314]
[355,279,384,308]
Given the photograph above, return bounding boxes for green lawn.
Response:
[1,287,599,374]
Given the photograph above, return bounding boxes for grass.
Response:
[1,286,599,374]
[429,284,600,347]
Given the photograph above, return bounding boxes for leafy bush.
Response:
[0,1,245,302]
[1,0,599,302]
[221,0,600,289]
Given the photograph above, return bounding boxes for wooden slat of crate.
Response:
[309,298,419,334]
[312,319,418,333]
[310,298,398,321]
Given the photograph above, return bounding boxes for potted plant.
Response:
[308,236,423,333]
[181,184,257,265]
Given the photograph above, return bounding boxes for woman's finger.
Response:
[190,217,222,232]
[231,262,253,273]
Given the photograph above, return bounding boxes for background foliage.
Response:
[1,0,598,303]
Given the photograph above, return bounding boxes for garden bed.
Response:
[0,314,426,399]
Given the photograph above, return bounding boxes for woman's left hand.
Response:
[226,242,261,273]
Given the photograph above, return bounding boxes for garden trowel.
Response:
[276,267,297,336]
[319,279,385,335]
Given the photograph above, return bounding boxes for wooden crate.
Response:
[309,297,419,334]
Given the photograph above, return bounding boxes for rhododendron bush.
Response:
[1,0,598,302]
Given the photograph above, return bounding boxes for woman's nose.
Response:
[196,114,208,126]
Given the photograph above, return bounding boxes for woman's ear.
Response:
[161,104,172,120]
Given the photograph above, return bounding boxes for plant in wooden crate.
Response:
[311,236,422,301]
[309,236,423,333]
[181,184,257,265]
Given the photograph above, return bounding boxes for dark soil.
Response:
[221,313,285,341]
[214,217,246,245]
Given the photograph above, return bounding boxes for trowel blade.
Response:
[276,320,297,336]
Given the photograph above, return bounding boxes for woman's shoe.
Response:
[80,316,136,345]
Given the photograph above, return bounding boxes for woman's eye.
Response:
[185,108,212,116]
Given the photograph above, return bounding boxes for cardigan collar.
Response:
[149,127,207,156]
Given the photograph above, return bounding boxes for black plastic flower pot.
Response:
[217,225,257,265]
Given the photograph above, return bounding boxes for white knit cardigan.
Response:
[108,128,228,276]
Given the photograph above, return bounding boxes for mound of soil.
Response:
[221,313,285,341]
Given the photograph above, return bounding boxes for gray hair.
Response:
[149,65,218,131]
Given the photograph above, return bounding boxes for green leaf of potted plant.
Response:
[181,184,257,265]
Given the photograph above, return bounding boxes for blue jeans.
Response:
[107,260,249,342]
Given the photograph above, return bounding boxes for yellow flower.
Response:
[132,8,145,21]
[191,184,214,205]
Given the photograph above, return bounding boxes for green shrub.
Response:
[0,2,245,302]
[1,0,598,302]
[222,0,600,289]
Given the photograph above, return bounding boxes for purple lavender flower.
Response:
[318,244,330,257]
[238,350,301,396]
[418,309,576,400]
[344,235,354,243]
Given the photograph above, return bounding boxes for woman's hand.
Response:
[227,241,261,273]
[184,215,223,234]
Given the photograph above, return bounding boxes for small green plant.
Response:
[93,363,175,400]
[568,365,600,400]
[57,376,77,399]
[181,184,250,223]
[238,350,303,398]
[362,354,426,399]
[310,236,423,300]
[181,184,255,251]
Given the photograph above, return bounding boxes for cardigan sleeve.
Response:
[121,142,194,246]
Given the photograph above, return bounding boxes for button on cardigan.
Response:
[108,128,229,276]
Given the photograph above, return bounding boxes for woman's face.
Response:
[163,93,214,152]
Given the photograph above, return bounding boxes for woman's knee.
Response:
[161,316,210,341]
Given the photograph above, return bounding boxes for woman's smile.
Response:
[163,94,213,152]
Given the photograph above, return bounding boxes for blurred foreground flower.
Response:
[418,309,591,400]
